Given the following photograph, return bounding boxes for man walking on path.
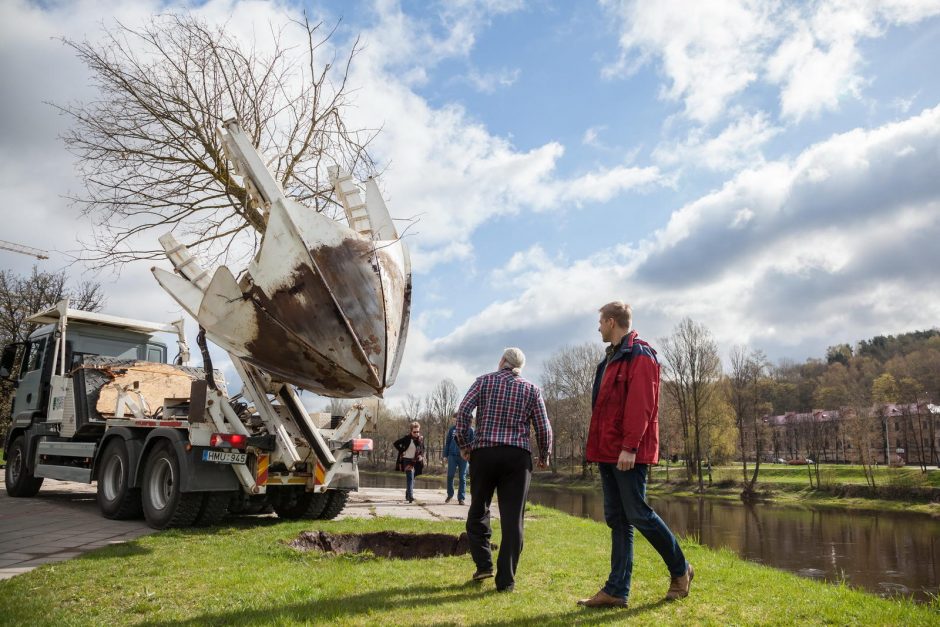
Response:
[578,301,692,608]
[443,418,474,504]
[456,347,552,593]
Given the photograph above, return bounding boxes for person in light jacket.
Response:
[393,422,425,503]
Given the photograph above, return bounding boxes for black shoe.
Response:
[496,584,514,593]
[458,499,466,505]
[472,569,494,581]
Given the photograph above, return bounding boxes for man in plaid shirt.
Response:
[455,347,552,593]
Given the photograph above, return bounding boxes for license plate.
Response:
[202,450,247,464]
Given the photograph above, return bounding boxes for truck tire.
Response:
[318,490,349,520]
[271,487,329,520]
[97,439,143,519]
[141,443,202,529]
[4,436,43,497]
[193,492,233,527]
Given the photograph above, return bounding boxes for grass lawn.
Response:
[0,506,935,626]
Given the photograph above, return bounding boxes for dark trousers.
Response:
[599,463,687,599]
[466,446,532,590]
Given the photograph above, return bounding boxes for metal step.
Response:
[36,441,97,458]
[34,464,93,483]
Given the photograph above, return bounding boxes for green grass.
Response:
[0,507,935,626]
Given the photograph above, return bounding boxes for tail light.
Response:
[210,433,247,449]
[351,438,373,452]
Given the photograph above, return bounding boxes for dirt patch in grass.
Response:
[290,531,474,559]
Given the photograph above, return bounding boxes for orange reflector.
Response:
[351,438,373,452]
[256,454,269,486]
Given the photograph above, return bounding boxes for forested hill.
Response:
[771,328,940,414]
[855,329,940,363]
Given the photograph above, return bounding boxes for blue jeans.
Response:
[599,463,687,600]
[446,454,468,501]
[405,468,415,501]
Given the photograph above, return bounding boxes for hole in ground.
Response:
[290,531,482,559]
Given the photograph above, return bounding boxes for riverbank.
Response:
[0,503,935,625]
[368,464,940,517]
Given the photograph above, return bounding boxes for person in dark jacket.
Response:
[443,418,474,504]
[393,422,425,503]
[578,301,692,609]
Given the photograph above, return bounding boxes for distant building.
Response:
[744,403,939,466]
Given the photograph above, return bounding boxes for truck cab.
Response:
[6,318,169,436]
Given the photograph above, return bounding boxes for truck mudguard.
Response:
[140,428,240,493]
[94,427,145,487]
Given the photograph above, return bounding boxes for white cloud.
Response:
[601,0,775,123]
[347,55,664,268]
[582,126,604,147]
[416,105,940,385]
[653,111,781,171]
[465,66,521,93]
[602,0,940,123]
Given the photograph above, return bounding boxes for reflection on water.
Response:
[361,471,940,602]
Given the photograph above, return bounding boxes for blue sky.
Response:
[2,0,940,404]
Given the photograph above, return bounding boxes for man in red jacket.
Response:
[577,301,692,608]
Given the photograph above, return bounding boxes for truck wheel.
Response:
[271,487,329,520]
[4,436,43,497]
[193,492,233,527]
[318,490,349,520]
[97,439,142,519]
[141,443,201,529]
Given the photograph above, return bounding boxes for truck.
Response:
[1,119,412,528]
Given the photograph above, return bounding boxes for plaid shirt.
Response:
[455,368,553,461]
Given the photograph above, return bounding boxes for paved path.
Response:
[0,480,495,581]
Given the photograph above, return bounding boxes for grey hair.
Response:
[501,347,526,375]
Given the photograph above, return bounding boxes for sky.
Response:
[2,0,940,407]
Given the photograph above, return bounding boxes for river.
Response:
[360,471,940,602]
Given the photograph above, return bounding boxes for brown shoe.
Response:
[577,589,627,608]
[666,564,694,600]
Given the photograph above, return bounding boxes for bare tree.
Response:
[897,377,928,471]
[0,267,104,436]
[871,372,899,466]
[401,394,423,424]
[427,379,459,465]
[661,318,722,492]
[57,13,378,268]
[727,345,769,496]
[0,267,105,346]
[542,343,603,478]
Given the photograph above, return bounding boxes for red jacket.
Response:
[586,331,661,465]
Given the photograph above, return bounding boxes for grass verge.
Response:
[0,506,936,626]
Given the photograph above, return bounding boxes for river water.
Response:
[361,472,940,602]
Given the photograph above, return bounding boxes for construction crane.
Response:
[0,239,49,260]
